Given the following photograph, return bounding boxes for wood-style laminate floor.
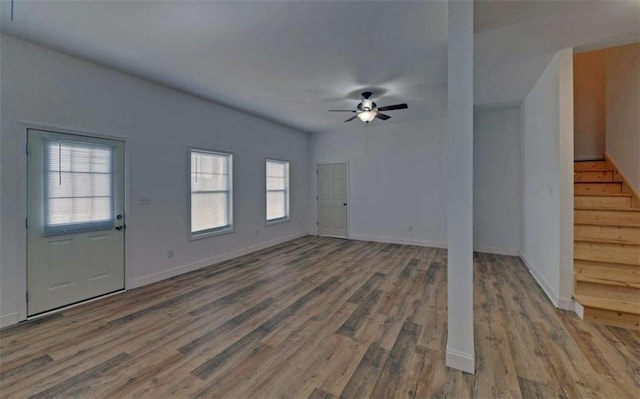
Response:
[1,236,639,398]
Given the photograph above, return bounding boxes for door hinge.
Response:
[26,291,29,303]
[25,144,29,155]
[316,196,318,200]
[25,218,28,229]
[316,221,319,226]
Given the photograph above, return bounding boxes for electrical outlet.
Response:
[408,226,413,232]
[168,250,174,258]
[256,230,260,236]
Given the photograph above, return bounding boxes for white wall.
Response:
[310,110,522,256]
[521,49,574,309]
[310,119,447,247]
[605,43,640,193]
[0,35,311,327]
[473,107,521,256]
[573,50,606,161]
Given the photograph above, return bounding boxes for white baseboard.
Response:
[348,234,447,249]
[557,296,575,311]
[131,232,310,288]
[520,255,559,308]
[0,313,19,329]
[574,300,584,319]
[446,346,475,374]
[473,246,520,256]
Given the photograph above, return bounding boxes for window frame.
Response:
[42,138,116,236]
[265,158,290,225]
[188,147,234,240]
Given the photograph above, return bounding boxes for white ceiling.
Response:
[475,0,640,107]
[1,1,638,133]
[0,0,448,133]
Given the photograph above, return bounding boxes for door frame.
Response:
[18,121,131,322]
[316,161,350,239]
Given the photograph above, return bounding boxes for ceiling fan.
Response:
[329,91,408,123]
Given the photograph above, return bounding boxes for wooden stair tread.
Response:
[574,255,639,267]
[574,240,640,266]
[574,182,621,185]
[574,183,623,195]
[575,194,633,198]
[575,253,639,262]
[574,161,609,172]
[574,225,640,245]
[576,273,640,289]
[574,258,640,267]
[574,237,640,246]
[577,276,640,289]
[574,209,640,227]
[574,196,633,209]
[574,237,640,265]
[575,222,640,228]
[574,171,614,183]
[582,307,640,330]
[575,207,640,212]
[575,260,640,289]
[574,295,640,315]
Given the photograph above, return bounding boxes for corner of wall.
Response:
[520,254,560,307]
[557,47,575,301]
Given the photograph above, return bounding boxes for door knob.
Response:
[343,203,347,206]
[115,225,125,231]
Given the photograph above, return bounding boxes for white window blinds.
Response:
[190,150,233,235]
[266,160,289,221]
[44,139,114,235]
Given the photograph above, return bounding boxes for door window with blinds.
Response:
[266,159,290,223]
[44,139,115,235]
[190,149,233,237]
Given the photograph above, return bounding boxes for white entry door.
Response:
[317,163,348,238]
[27,129,125,316]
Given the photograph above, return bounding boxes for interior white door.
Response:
[317,163,348,238]
[27,129,125,316]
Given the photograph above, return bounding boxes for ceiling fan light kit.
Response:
[357,110,377,123]
[328,91,408,124]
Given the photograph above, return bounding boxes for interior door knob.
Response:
[343,203,347,206]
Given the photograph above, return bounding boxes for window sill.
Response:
[189,226,234,241]
[266,217,290,227]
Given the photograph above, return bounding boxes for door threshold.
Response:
[26,288,126,321]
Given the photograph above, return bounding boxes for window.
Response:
[266,159,289,222]
[44,139,114,235]
[190,149,233,236]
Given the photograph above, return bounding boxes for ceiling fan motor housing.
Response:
[357,100,377,111]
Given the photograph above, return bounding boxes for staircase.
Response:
[573,159,640,330]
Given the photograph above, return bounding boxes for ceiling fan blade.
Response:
[344,115,358,122]
[329,110,356,112]
[375,113,391,121]
[377,103,408,111]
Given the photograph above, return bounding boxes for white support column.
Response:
[446,0,475,374]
